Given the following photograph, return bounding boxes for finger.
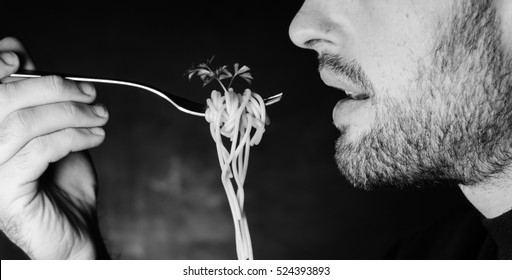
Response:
[0,37,35,70]
[0,102,108,164]
[8,127,106,184]
[40,127,106,163]
[0,75,96,119]
[0,51,20,79]
[0,76,25,83]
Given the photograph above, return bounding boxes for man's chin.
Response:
[334,132,427,191]
[334,132,376,190]
[335,137,462,190]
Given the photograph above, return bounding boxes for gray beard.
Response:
[335,0,512,190]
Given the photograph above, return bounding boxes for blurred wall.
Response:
[0,3,473,259]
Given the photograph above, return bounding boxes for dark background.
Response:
[1,3,472,259]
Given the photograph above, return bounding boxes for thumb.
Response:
[0,51,20,79]
[0,37,36,70]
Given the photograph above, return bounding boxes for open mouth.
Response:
[320,70,370,101]
[343,90,370,100]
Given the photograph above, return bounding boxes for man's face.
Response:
[289,0,512,189]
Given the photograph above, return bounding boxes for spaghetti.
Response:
[205,88,267,260]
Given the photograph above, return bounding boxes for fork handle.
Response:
[9,70,208,117]
[10,69,147,88]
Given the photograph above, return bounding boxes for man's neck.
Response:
[460,167,512,219]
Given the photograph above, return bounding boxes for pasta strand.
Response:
[205,88,267,260]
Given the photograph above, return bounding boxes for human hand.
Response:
[0,37,110,259]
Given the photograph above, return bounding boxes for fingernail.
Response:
[92,104,108,118]
[78,82,95,96]
[89,127,105,136]
[0,51,17,66]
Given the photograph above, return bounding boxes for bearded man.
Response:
[289,0,512,259]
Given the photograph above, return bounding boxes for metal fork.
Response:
[9,70,283,117]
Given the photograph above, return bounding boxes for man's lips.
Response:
[319,69,369,99]
[332,98,372,130]
[319,69,373,130]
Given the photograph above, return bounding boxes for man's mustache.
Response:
[318,53,374,94]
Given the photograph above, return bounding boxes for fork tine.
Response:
[263,93,283,106]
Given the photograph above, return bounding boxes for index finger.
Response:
[0,75,96,119]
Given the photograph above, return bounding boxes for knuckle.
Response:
[63,102,80,118]
[61,128,75,143]
[0,127,12,161]
[45,75,67,95]
[12,110,35,136]
[0,110,32,140]
[54,128,75,151]
[0,86,10,108]
[29,135,49,156]
[0,82,19,108]
[54,129,75,159]
[0,123,8,144]
[24,129,75,164]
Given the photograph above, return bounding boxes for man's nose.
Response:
[289,1,332,50]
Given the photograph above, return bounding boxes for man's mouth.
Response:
[319,69,373,131]
[345,90,370,100]
[319,70,370,101]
